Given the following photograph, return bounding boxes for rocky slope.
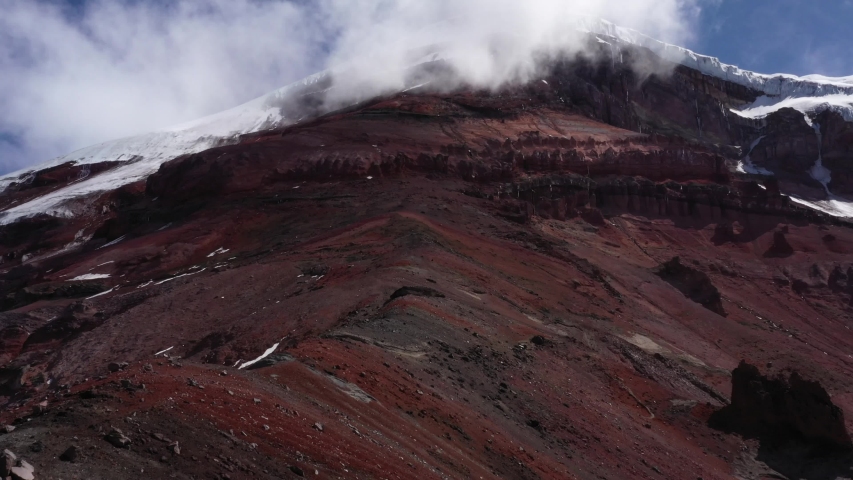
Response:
[0,36,852,479]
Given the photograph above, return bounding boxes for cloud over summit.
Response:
[0,0,703,174]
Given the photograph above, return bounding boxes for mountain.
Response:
[1,22,853,479]
[3,19,853,224]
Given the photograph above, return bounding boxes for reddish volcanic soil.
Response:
[1,84,853,479]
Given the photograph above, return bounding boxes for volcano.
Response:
[1,21,853,480]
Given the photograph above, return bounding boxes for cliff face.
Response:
[737,106,853,200]
[0,44,853,480]
[750,108,822,173]
[818,109,853,194]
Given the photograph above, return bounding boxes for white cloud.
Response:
[0,0,703,173]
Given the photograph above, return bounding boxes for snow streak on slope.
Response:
[580,19,853,123]
[806,120,832,192]
[788,196,853,219]
[735,136,772,176]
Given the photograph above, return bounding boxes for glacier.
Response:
[580,18,853,123]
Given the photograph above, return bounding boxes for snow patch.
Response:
[788,195,853,219]
[401,82,429,93]
[808,121,832,193]
[207,247,230,258]
[69,273,111,281]
[154,346,174,356]
[732,94,853,122]
[98,235,127,250]
[86,286,116,300]
[237,343,280,370]
[154,268,206,285]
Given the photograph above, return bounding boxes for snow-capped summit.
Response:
[2,18,853,224]
[581,18,853,121]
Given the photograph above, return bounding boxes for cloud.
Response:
[315,0,704,109]
[0,0,703,174]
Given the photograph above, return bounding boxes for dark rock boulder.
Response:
[764,230,795,258]
[2,449,16,477]
[59,445,78,462]
[0,365,28,396]
[657,257,726,316]
[104,427,132,449]
[710,361,852,451]
[0,326,29,365]
[712,222,736,244]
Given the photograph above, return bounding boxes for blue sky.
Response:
[693,0,853,77]
[1,0,852,175]
[54,0,853,75]
[47,0,853,77]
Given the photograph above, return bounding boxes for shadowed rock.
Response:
[764,230,795,258]
[59,445,78,462]
[0,365,27,397]
[0,326,28,365]
[711,222,736,244]
[711,361,852,452]
[104,428,132,449]
[657,257,726,316]
[388,286,445,302]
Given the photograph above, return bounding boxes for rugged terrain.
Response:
[1,40,853,479]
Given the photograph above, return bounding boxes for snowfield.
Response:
[0,70,331,224]
[2,18,852,223]
[69,273,111,281]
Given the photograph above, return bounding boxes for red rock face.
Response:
[1,52,853,479]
